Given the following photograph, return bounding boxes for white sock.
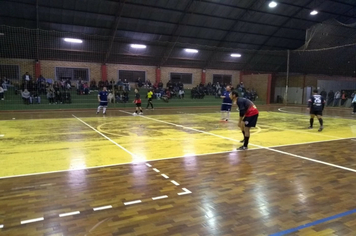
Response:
[226,111,230,120]
[221,111,225,119]
[97,106,102,113]
[103,107,107,113]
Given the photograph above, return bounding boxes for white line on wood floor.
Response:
[0,224,3,228]
[152,195,168,200]
[161,174,169,179]
[59,211,80,217]
[171,180,180,186]
[178,188,192,195]
[93,205,112,211]
[124,200,142,206]
[153,168,160,172]
[21,217,44,224]
[146,163,152,167]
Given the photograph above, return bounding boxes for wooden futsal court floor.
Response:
[0,105,356,235]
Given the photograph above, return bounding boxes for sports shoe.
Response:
[237,146,248,150]
[96,112,99,115]
[224,119,229,122]
[308,126,313,129]
[139,112,143,115]
[133,112,137,116]
[318,126,323,132]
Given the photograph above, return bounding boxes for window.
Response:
[55,67,89,81]
[118,70,146,83]
[0,65,20,80]
[213,74,232,84]
[170,73,192,84]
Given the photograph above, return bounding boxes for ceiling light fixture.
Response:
[64,38,83,43]
[185,48,198,53]
[130,44,147,49]
[268,1,277,8]
[231,53,242,58]
[310,10,318,15]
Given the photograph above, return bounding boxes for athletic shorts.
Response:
[99,102,108,107]
[221,104,232,111]
[136,103,142,107]
[310,110,322,116]
[243,114,258,127]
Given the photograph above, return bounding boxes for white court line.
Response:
[59,211,80,217]
[178,188,192,195]
[171,180,180,186]
[119,110,356,173]
[161,174,169,179]
[21,217,44,224]
[0,224,3,228]
[146,163,152,167]
[72,115,136,157]
[278,107,353,119]
[0,134,4,137]
[153,168,160,172]
[124,200,142,206]
[93,205,112,211]
[152,195,168,200]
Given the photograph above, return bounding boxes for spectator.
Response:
[166,80,173,91]
[320,89,327,100]
[22,72,32,82]
[327,90,334,106]
[334,91,341,106]
[158,81,163,89]
[136,77,143,88]
[155,87,161,99]
[0,85,4,100]
[352,91,356,115]
[47,87,54,104]
[341,91,347,106]
[22,89,31,104]
[179,88,185,99]
[1,77,8,91]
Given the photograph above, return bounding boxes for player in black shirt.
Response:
[307,89,325,132]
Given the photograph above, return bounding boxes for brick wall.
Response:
[41,60,101,80]
[205,69,240,86]
[242,74,270,103]
[0,58,34,80]
[108,64,156,83]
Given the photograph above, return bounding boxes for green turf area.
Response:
[0,87,264,110]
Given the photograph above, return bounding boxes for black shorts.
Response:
[148,98,152,102]
[310,110,322,116]
[243,114,258,127]
[136,103,141,107]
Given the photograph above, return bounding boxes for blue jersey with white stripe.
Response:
[222,91,232,105]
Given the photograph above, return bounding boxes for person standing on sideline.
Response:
[133,89,143,116]
[146,89,154,109]
[307,89,325,132]
[97,87,108,115]
[341,91,347,106]
[220,85,232,122]
[352,91,356,115]
[327,90,334,106]
[230,91,259,150]
[334,91,341,106]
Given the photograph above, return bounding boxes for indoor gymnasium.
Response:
[1,1,356,236]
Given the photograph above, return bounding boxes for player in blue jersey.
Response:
[307,89,325,131]
[97,87,108,115]
[220,85,232,121]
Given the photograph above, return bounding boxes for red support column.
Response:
[101,64,107,81]
[266,74,272,105]
[201,69,206,84]
[155,67,161,83]
[34,60,41,79]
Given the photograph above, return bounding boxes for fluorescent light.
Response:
[268,1,277,8]
[231,53,242,58]
[310,10,318,15]
[130,44,146,49]
[184,48,198,53]
[64,38,82,43]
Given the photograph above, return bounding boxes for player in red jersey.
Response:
[133,89,143,116]
[231,91,259,150]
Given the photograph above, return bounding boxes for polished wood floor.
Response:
[0,105,356,235]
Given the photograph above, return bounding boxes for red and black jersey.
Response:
[237,98,259,117]
[134,93,141,104]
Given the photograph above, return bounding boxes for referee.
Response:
[146,89,154,109]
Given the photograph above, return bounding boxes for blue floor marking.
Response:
[269,208,356,236]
